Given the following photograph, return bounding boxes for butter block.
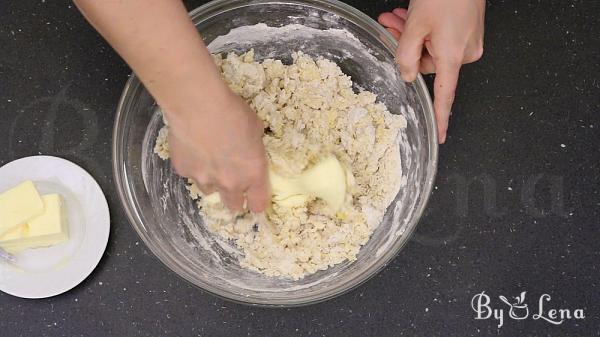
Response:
[270,156,347,210]
[0,194,69,253]
[203,156,348,211]
[0,180,44,236]
[0,223,29,242]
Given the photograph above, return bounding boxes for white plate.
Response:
[0,156,110,299]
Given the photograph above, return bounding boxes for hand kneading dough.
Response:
[155,50,407,279]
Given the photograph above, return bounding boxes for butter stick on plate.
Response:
[0,194,69,253]
[0,180,44,236]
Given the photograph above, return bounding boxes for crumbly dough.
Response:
[155,50,406,279]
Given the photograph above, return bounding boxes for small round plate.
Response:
[0,156,110,299]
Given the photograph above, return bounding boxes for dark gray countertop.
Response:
[1,1,599,336]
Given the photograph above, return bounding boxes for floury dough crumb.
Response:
[154,50,407,279]
[154,127,170,160]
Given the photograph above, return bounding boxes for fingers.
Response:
[191,168,244,211]
[216,162,270,213]
[244,155,270,213]
[245,173,270,213]
[378,12,405,33]
[219,179,270,213]
[379,7,427,81]
[392,8,408,20]
[396,19,428,82]
[419,52,436,74]
[432,60,461,144]
[464,41,484,64]
[386,28,402,40]
[167,134,192,177]
[196,175,266,213]
[197,182,215,195]
[219,188,245,212]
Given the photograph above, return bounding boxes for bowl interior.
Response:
[114,0,437,306]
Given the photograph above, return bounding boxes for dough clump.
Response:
[155,50,406,279]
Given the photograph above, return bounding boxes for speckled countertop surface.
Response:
[1,1,599,336]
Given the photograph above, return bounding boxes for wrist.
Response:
[156,70,234,121]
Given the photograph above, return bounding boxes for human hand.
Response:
[166,89,270,213]
[73,0,270,212]
[378,0,485,143]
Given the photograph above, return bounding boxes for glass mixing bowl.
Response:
[113,0,437,306]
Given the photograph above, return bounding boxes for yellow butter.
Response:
[0,223,29,241]
[270,156,347,210]
[201,156,347,211]
[0,194,68,253]
[0,180,44,236]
